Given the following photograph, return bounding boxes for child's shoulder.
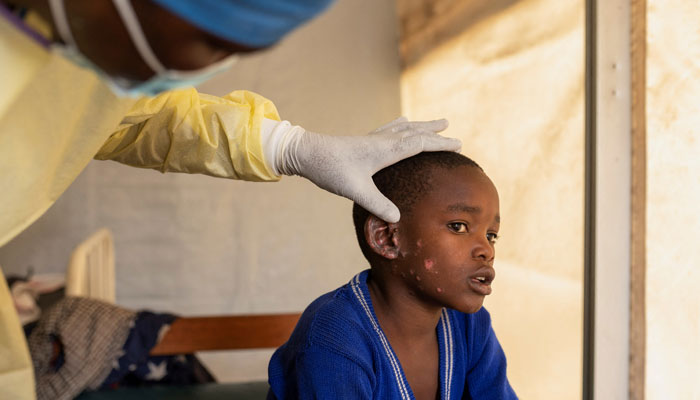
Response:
[277,277,380,366]
[268,277,381,398]
[292,282,372,345]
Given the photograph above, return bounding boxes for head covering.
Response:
[151,0,336,48]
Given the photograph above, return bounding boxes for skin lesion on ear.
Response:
[365,215,400,260]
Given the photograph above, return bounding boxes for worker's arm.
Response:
[96,88,461,222]
[95,88,280,182]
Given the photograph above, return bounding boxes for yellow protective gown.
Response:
[0,15,280,399]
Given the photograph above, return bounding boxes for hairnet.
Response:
[151,0,336,48]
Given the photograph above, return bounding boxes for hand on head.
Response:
[273,117,462,223]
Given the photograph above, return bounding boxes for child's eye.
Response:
[447,222,468,233]
[487,232,499,244]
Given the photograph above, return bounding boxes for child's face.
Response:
[395,165,500,314]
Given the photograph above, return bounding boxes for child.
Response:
[268,151,517,399]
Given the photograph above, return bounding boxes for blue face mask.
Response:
[48,0,237,97]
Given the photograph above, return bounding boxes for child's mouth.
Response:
[469,267,495,295]
[469,278,492,296]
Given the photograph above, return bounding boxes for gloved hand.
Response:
[262,117,462,222]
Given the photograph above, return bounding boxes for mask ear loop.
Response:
[47,0,78,48]
[111,0,167,74]
[113,0,239,79]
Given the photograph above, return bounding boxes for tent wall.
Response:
[646,1,700,398]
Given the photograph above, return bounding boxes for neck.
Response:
[367,267,443,341]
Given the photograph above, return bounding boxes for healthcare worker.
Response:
[0,0,461,398]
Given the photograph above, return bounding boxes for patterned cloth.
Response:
[28,297,135,400]
[99,311,214,389]
[27,297,215,399]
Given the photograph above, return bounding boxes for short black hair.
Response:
[352,151,482,263]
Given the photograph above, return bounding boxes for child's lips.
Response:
[468,266,495,296]
[469,278,492,296]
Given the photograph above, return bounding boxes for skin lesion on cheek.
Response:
[424,258,437,273]
[412,239,424,256]
[410,268,424,282]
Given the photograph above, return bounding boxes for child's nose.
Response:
[472,236,495,261]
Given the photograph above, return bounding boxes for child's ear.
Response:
[364,215,400,260]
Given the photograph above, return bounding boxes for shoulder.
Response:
[268,283,380,399]
[277,283,377,365]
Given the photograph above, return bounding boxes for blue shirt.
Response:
[268,270,517,399]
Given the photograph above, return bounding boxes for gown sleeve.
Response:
[95,88,282,182]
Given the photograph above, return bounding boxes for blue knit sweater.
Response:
[268,270,517,399]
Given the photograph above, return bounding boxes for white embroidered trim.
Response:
[440,308,455,400]
[350,273,456,400]
[350,274,410,400]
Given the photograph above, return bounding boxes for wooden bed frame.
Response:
[150,313,301,355]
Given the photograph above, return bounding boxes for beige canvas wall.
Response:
[0,0,402,383]
[401,0,584,398]
[646,1,700,398]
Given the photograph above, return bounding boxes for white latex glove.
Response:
[261,117,462,222]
